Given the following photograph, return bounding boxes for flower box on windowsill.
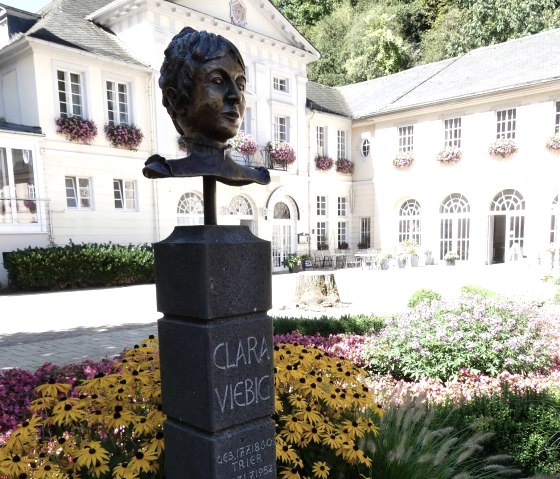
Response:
[266,140,296,166]
[230,132,258,156]
[55,115,98,145]
[314,154,333,171]
[436,146,462,164]
[104,123,144,151]
[488,138,517,158]
[546,132,560,151]
[393,151,414,168]
[335,158,354,174]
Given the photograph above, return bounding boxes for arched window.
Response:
[490,189,524,211]
[439,193,470,260]
[229,195,253,216]
[273,202,290,219]
[177,192,203,225]
[398,199,421,245]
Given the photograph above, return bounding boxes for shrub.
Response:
[365,397,522,479]
[461,284,497,298]
[363,294,558,381]
[4,242,155,290]
[273,314,385,336]
[407,288,442,308]
[430,386,560,476]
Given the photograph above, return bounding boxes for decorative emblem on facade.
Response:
[230,0,247,27]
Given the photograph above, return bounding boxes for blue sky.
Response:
[2,0,51,13]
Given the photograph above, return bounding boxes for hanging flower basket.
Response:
[55,115,98,145]
[314,154,333,171]
[393,151,414,168]
[436,146,462,164]
[266,140,296,165]
[489,138,517,158]
[545,132,560,151]
[229,132,258,156]
[335,158,354,174]
[104,123,144,151]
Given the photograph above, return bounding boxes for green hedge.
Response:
[4,242,155,290]
[430,386,560,476]
[273,314,385,336]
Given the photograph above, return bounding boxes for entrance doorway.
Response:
[488,190,525,263]
[439,193,470,261]
[271,199,297,271]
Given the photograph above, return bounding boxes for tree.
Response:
[270,0,345,28]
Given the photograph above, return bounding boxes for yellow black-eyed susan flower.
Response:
[312,461,330,479]
[35,380,72,398]
[75,441,110,469]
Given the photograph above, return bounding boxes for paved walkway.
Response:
[0,263,557,371]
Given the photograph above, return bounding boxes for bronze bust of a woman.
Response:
[143,27,270,188]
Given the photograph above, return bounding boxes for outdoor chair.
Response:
[345,252,358,268]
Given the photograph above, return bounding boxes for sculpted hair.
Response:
[159,27,245,134]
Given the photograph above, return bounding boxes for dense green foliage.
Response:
[273,313,385,335]
[431,386,560,476]
[461,284,497,298]
[272,0,560,86]
[363,294,557,380]
[4,242,154,290]
[407,288,442,308]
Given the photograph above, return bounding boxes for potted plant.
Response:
[335,158,354,174]
[393,150,414,168]
[55,115,98,145]
[281,253,301,273]
[314,154,334,171]
[300,254,313,271]
[337,242,349,250]
[444,251,460,265]
[424,248,433,266]
[436,146,462,164]
[266,140,296,165]
[375,252,392,270]
[488,138,517,158]
[357,234,370,250]
[545,132,560,151]
[104,122,143,150]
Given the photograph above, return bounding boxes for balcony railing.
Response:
[230,146,288,172]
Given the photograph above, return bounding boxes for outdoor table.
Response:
[354,252,376,269]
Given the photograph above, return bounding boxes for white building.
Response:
[0,0,559,284]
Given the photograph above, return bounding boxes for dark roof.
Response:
[14,0,148,68]
[0,121,42,134]
[334,27,560,120]
[306,81,350,117]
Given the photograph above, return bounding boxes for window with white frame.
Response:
[444,117,461,147]
[337,130,347,158]
[57,69,84,117]
[398,125,414,152]
[316,221,327,248]
[273,76,288,93]
[273,115,288,142]
[113,179,136,210]
[240,107,252,134]
[106,80,129,125]
[316,195,327,216]
[65,176,92,209]
[555,101,560,133]
[398,199,421,245]
[360,217,371,248]
[337,221,347,247]
[177,192,203,225]
[0,147,39,225]
[496,108,516,139]
[338,196,347,217]
[361,138,370,157]
[316,126,326,155]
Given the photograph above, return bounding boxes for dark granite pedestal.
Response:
[155,226,276,479]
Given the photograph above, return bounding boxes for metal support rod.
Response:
[203,176,217,226]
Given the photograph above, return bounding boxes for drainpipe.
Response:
[307,109,315,256]
[147,71,160,242]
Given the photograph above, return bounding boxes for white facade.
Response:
[1,1,560,285]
